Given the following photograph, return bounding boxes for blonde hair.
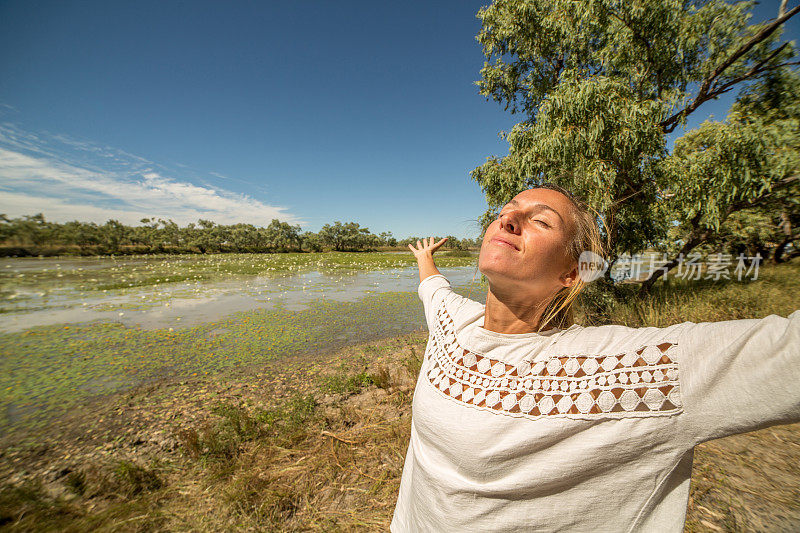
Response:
[531,183,607,333]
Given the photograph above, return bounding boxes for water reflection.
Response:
[2,262,484,333]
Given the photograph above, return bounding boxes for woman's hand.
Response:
[408,236,448,260]
[409,237,448,282]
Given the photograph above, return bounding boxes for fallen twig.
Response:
[321,430,357,444]
[353,463,381,483]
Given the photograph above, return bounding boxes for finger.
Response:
[407,244,415,252]
[416,240,422,249]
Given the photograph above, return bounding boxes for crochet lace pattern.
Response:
[425,304,683,420]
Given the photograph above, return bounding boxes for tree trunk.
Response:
[602,255,618,284]
[773,210,795,263]
[638,213,709,297]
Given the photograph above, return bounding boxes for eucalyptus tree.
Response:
[319,221,377,251]
[301,231,324,252]
[132,218,159,249]
[379,231,398,247]
[101,219,128,253]
[157,218,182,248]
[0,214,11,245]
[184,221,219,253]
[262,219,302,251]
[701,209,787,261]
[228,223,261,252]
[192,219,220,253]
[470,0,800,277]
[55,220,100,248]
[0,213,51,247]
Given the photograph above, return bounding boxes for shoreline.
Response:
[1,328,429,468]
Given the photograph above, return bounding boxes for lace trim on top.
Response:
[425,304,684,420]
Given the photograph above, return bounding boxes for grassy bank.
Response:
[0,332,429,531]
[0,290,431,437]
[1,261,798,531]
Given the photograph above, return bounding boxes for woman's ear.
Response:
[560,263,579,288]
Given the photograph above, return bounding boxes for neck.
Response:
[482,284,555,334]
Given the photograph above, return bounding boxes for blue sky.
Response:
[0,1,797,240]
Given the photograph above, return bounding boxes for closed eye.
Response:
[498,211,550,228]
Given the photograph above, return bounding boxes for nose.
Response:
[499,210,521,234]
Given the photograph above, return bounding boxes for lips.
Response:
[491,237,519,251]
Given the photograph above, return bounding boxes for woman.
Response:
[391,184,800,532]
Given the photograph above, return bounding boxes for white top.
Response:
[390,274,800,533]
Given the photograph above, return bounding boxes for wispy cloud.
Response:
[0,124,302,227]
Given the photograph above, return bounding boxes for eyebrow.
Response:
[507,198,565,225]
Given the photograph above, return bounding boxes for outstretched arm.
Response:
[408,236,448,283]
[676,308,800,444]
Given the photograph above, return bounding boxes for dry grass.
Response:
[576,260,800,328]
[685,424,800,532]
[0,333,426,531]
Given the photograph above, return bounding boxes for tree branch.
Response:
[661,4,800,133]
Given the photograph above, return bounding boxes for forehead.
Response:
[509,188,575,216]
[512,188,573,207]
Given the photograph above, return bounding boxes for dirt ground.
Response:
[1,331,799,531]
[686,424,800,532]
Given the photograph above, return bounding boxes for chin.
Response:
[478,251,514,278]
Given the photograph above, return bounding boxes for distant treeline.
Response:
[0,214,482,257]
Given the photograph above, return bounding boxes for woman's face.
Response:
[478,188,578,294]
